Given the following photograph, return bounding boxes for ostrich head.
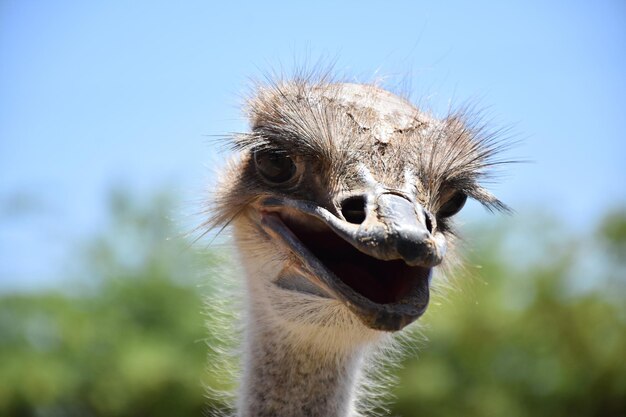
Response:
[210,79,508,346]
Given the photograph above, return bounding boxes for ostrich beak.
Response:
[258,195,446,332]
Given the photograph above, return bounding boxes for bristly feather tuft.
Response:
[205,71,517,237]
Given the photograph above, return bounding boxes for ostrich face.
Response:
[212,82,507,334]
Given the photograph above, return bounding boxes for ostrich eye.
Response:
[253,150,297,184]
[438,191,467,218]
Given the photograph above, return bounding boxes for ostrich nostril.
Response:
[340,195,367,224]
[424,211,434,233]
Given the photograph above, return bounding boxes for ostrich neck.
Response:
[237,304,365,417]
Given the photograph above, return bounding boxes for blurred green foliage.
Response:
[1,191,624,417]
[393,212,626,417]
[0,190,217,417]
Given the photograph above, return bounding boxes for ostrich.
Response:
[206,76,509,417]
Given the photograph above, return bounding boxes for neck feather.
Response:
[232,224,382,417]
[237,304,367,417]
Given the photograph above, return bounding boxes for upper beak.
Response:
[262,191,445,268]
[350,192,444,267]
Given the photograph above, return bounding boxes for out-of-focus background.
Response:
[1,1,625,416]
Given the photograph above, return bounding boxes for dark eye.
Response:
[438,191,467,218]
[253,149,297,184]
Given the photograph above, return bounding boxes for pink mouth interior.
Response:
[280,214,431,304]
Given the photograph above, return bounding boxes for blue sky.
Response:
[1,1,625,290]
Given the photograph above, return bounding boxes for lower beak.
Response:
[258,195,442,331]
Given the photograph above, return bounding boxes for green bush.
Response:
[1,191,624,417]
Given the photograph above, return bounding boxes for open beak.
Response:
[258,193,446,332]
